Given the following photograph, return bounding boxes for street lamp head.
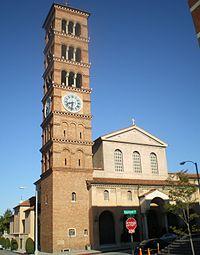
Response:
[180,161,186,165]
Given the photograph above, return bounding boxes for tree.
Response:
[167,171,199,255]
[0,209,12,234]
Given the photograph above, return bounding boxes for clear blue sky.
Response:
[0,0,199,215]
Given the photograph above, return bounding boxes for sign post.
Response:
[126,217,137,255]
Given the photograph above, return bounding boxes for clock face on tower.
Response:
[44,97,51,117]
[62,93,83,113]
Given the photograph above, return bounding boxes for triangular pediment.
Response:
[140,189,169,200]
[100,125,167,147]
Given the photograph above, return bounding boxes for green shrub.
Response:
[5,238,10,249]
[25,238,35,254]
[11,238,18,251]
[0,237,6,248]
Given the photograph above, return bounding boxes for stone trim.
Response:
[52,138,93,146]
[54,56,90,68]
[53,110,92,120]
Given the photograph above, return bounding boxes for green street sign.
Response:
[124,210,136,215]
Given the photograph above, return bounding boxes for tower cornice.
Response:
[41,84,91,104]
[43,3,90,30]
[43,56,90,79]
[41,111,92,129]
[43,30,89,55]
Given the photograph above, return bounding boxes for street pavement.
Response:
[0,250,133,255]
[0,251,17,255]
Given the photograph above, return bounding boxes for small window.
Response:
[78,159,81,167]
[80,132,82,139]
[104,190,109,201]
[127,191,132,201]
[65,158,67,166]
[64,130,66,137]
[84,229,88,236]
[68,228,76,237]
[72,192,76,202]
[45,194,48,205]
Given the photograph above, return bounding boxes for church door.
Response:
[99,211,115,245]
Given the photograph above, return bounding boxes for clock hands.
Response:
[63,93,82,113]
[67,101,74,110]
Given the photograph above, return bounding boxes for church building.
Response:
[35,3,199,253]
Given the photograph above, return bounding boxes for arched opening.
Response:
[76,73,82,88]
[62,19,66,33]
[104,190,109,201]
[68,72,74,87]
[147,197,166,238]
[61,45,67,59]
[75,48,81,62]
[114,149,123,172]
[72,192,76,202]
[127,191,132,201]
[68,46,74,60]
[68,21,73,34]
[75,23,81,36]
[61,70,67,85]
[99,211,115,245]
[150,152,159,174]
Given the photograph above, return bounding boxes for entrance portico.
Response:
[140,189,169,239]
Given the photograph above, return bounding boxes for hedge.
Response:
[5,238,10,249]
[0,237,6,248]
[11,238,18,251]
[25,238,35,254]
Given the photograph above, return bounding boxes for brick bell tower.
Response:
[38,3,93,252]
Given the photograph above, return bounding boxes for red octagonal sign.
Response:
[126,217,137,233]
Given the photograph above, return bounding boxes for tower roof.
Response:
[43,3,90,29]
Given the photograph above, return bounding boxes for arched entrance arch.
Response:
[147,197,167,238]
[99,211,115,245]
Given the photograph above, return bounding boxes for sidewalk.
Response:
[36,250,101,255]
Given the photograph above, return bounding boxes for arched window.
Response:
[61,45,67,59]
[68,21,73,34]
[104,190,109,201]
[68,72,74,86]
[68,46,74,60]
[62,19,67,33]
[61,70,67,85]
[114,149,123,172]
[150,153,158,174]
[76,73,82,88]
[72,192,76,202]
[75,48,81,62]
[127,191,132,201]
[133,151,142,173]
[75,23,81,36]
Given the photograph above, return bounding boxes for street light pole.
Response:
[180,161,200,203]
